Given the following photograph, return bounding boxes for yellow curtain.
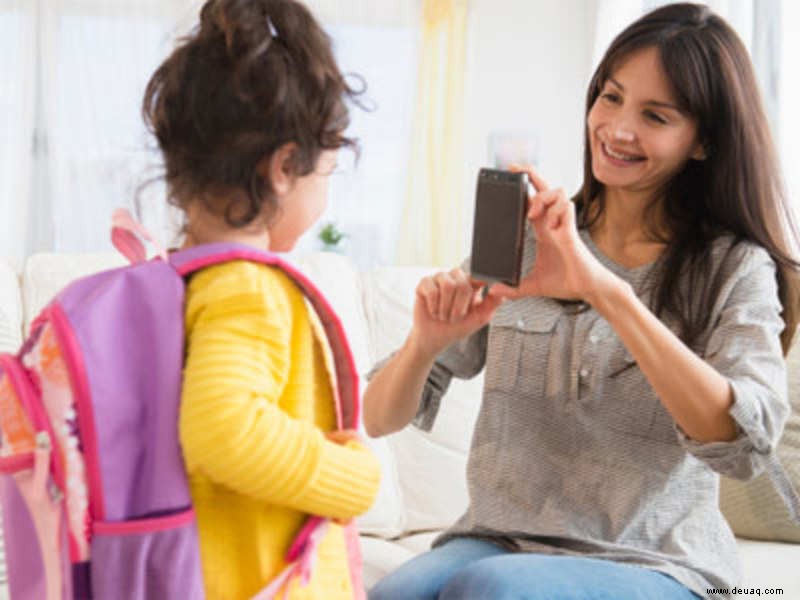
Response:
[397,0,469,267]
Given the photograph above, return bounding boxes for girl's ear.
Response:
[258,142,298,196]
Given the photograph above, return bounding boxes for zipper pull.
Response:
[36,431,51,451]
[33,431,52,503]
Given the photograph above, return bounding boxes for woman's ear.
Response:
[258,142,297,197]
[691,141,708,161]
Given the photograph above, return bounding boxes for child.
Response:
[142,0,381,597]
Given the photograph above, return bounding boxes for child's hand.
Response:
[323,429,364,526]
[324,428,362,446]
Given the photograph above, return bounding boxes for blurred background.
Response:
[0,0,797,271]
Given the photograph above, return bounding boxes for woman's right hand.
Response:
[408,268,503,360]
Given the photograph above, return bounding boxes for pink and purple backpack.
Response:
[0,211,366,599]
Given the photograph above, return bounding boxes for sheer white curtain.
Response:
[1,0,420,267]
[0,0,36,265]
[42,1,185,254]
[778,2,800,218]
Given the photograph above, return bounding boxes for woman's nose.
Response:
[611,125,635,143]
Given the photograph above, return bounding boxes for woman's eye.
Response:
[601,92,620,104]
[645,111,667,124]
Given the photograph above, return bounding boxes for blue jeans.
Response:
[368,537,700,600]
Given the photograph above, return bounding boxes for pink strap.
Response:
[110,208,168,264]
[15,443,63,600]
[251,519,330,600]
[344,521,366,600]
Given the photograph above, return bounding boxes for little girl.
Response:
[142,0,380,598]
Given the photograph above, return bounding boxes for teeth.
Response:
[604,144,641,161]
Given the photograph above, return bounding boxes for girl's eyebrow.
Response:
[607,77,683,113]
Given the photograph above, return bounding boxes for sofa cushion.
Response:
[22,253,126,331]
[0,259,21,353]
[736,538,800,597]
[720,328,800,542]
[359,536,416,590]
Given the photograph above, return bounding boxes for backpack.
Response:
[0,210,367,599]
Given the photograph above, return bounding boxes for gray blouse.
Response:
[395,229,792,598]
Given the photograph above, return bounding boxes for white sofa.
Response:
[0,251,798,598]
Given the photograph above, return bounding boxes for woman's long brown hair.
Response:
[575,2,800,354]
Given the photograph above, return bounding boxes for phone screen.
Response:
[470,169,527,286]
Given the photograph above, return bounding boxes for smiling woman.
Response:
[364,4,800,599]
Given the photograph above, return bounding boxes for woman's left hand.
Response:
[489,164,616,304]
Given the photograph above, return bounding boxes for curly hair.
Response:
[142,0,362,227]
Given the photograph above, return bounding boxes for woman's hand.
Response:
[489,164,616,304]
[409,268,503,360]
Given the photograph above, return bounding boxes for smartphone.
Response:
[469,168,528,287]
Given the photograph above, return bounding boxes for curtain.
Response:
[778,1,800,229]
[42,1,185,255]
[1,0,421,268]
[396,0,469,267]
[0,0,36,265]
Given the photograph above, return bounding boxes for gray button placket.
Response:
[568,306,595,402]
[561,310,580,406]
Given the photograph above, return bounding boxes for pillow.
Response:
[719,327,800,542]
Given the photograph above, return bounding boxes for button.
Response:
[579,369,589,379]
[589,335,598,344]
[516,319,525,328]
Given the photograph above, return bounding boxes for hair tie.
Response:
[267,16,279,39]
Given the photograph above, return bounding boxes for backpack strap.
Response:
[169,243,360,430]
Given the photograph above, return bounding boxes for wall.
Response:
[461,0,596,254]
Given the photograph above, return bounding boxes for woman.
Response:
[365,4,799,599]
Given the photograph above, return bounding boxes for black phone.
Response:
[469,168,528,287]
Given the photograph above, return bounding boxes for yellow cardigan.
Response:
[180,261,380,599]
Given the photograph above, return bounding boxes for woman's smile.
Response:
[599,141,646,167]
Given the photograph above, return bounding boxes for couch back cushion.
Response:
[0,259,21,353]
[720,328,800,542]
[362,266,483,533]
[22,253,127,330]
